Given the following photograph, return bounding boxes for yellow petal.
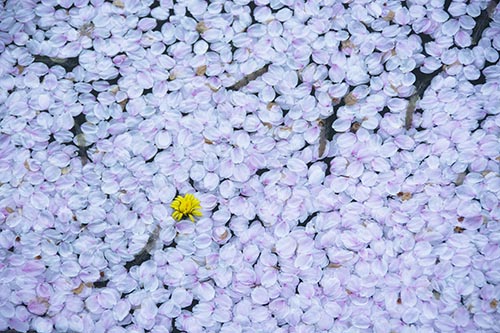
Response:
[172,211,182,220]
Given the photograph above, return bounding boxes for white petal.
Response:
[442,19,460,36]
[203,172,219,191]
[402,308,420,324]
[194,282,215,301]
[101,180,119,194]
[332,118,351,132]
[307,164,325,185]
[345,161,364,178]
[113,300,131,322]
[98,289,119,309]
[155,131,172,149]
[251,286,269,305]
[287,158,307,174]
[194,234,212,249]
[275,236,297,258]
[38,94,51,110]
[232,163,250,182]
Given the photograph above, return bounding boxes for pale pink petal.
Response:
[113,299,131,322]
[194,282,215,301]
[287,158,307,174]
[251,286,269,305]
[275,236,297,258]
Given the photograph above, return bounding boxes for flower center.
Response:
[179,200,191,214]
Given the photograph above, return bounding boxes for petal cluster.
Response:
[1,0,500,331]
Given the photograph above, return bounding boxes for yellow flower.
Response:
[170,193,202,222]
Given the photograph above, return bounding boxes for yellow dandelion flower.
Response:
[170,193,202,222]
